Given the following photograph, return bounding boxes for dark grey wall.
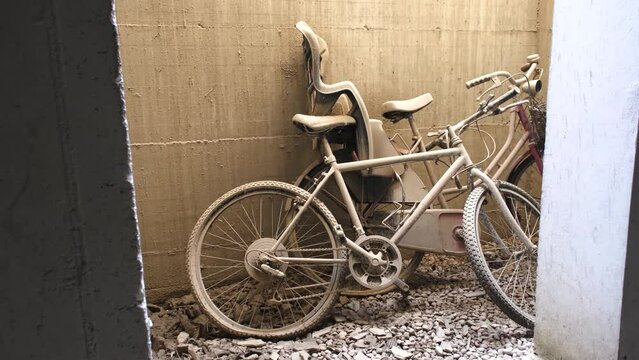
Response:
[619,127,639,359]
[0,1,150,359]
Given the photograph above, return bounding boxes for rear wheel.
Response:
[463,181,540,329]
[187,181,344,339]
[297,159,423,297]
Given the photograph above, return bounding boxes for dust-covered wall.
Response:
[116,0,553,301]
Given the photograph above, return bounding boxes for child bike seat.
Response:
[296,21,374,162]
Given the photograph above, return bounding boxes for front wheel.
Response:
[187,181,344,339]
[463,181,540,329]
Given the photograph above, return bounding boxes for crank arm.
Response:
[342,235,388,265]
[393,278,410,292]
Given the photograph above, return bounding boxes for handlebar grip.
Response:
[487,87,521,111]
[465,75,492,89]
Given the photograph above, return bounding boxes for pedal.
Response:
[393,278,410,293]
[260,264,285,278]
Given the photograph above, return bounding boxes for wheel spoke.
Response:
[189,184,341,337]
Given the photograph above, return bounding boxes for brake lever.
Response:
[478,94,495,112]
[497,100,530,114]
[476,80,501,102]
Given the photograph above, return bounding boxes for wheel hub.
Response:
[244,238,288,282]
[348,235,402,289]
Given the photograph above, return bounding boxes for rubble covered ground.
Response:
[149,255,536,360]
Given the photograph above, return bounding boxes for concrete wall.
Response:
[619,134,639,359]
[0,0,150,358]
[534,0,639,359]
[116,0,553,301]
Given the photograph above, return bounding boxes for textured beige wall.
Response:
[116,0,553,301]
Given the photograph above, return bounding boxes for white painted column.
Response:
[535,1,639,359]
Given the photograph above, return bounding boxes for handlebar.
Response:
[465,54,541,90]
[486,87,521,112]
[465,71,511,89]
[425,54,542,149]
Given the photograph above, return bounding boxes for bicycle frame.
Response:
[398,105,543,206]
[269,127,536,266]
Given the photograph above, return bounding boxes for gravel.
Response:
[150,255,536,359]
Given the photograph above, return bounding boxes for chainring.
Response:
[348,235,402,289]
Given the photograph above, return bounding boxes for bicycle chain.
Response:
[285,247,348,252]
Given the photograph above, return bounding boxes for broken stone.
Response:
[369,327,386,336]
[237,338,266,348]
[464,290,486,298]
[150,312,180,338]
[188,344,200,360]
[168,294,196,308]
[192,314,209,326]
[345,300,361,312]
[334,314,347,322]
[354,335,377,348]
[391,346,412,359]
[312,326,332,338]
[151,334,165,352]
[435,345,445,356]
[163,338,177,351]
[274,340,294,350]
[178,313,199,338]
[353,351,370,360]
[147,303,163,313]
[186,306,201,319]
[270,351,280,360]
[292,339,321,352]
[291,350,310,360]
[350,331,367,340]
[176,331,189,345]
[176,343,190,355]
[441,341,453,352]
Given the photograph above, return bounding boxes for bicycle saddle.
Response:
[381,93,434,122]
[292,114,356,133]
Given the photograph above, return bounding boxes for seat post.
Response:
[318,136,336,164]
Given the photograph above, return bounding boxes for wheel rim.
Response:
[475,188,540,320]
[194,190,340,335]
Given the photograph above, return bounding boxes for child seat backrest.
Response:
[295,21,374,161]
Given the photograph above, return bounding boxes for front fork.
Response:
[470,168,537,251]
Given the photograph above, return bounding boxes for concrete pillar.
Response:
[534,1,639,359]
[0,1,150,359]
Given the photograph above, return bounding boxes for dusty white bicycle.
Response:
[292,23,544,298]
[186,22,540,339]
